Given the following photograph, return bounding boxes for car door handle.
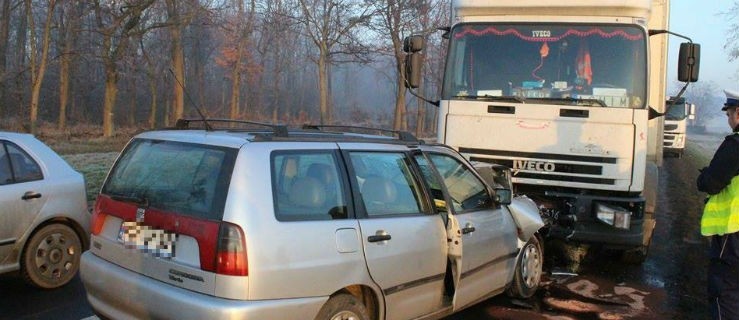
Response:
[462,225,476,234]
[368,234,392,242]
[21,191,42,200]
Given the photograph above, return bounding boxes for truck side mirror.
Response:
[403,36,425,89]
[404,53,423,88]
[403,35,425,53]
[678,43,700,82]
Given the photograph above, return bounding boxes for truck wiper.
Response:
[110,194,149,207]
[451,95,525,103]
[534,97,607,107]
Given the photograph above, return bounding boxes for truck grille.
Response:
[460,147,617,186]
[664,124,678,131]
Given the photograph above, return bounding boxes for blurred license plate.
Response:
[117,222,176,258]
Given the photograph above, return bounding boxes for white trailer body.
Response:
[437,0,670,251]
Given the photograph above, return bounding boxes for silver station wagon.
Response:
[81,119,544,320]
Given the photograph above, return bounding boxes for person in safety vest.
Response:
[697,89,739,320]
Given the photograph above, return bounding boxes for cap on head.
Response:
[723,89,739,111]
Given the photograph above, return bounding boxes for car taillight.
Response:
[215,222,247,276]
[91,210,107,235]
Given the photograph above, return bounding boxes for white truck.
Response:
[663,96,696,158]
[404,0,699,261]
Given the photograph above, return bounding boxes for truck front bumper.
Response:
[545,191,651,248]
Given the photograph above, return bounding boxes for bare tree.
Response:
[0,0,13,116]
[94,0,155,137]
[724,2,739,62]
[56,1,84,130]
[216,0,258,120]
[26,0,57,134]
[369,0,415,130]
[295,0,373,124]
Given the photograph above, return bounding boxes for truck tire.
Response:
[507,235,543,299]
[314,293,370,320]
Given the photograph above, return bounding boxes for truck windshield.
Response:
[665,103,687,120]
[442,23,647,108]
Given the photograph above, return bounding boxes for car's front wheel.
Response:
[315,293,370,320]
[508,235,543,298]
[21,223,82,289]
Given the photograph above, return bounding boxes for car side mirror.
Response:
[494,188,512,205]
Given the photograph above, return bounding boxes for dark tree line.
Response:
[0,0,449,137]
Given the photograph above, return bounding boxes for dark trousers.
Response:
[709,232,739,320]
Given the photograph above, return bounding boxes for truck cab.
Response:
[404,0,699,262]
[663,96,695,158]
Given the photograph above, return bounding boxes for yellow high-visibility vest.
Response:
[702,175,739,236]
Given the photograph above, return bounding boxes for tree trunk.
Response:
[27,0,56,134]
[393,57,407,131]
[415,82,425,137]
[318,50,330,124]
[171,29,185,121]
[147,68,157,129]
[58,2,76,130]
[129,75,137,126]
[229,71,241,119]
[167,0,185,122]
[0,0,11,116]
[102,64,118,137]
[58,54,69,129]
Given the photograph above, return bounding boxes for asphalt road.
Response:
[0,273,91,320]
[0,134,723,320]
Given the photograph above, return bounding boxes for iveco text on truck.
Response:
[404,0,699,261]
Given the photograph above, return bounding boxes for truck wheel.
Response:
[508,235,543,299]
[315,293,370,320]
[21,223,82,289]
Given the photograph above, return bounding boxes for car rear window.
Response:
[102,139,237,220]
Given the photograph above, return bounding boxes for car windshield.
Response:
[102,139,238,220]
[442,23,648,108]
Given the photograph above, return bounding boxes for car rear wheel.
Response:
[21,223,82,289]
[315,293,370,320]
[508,235,543,299]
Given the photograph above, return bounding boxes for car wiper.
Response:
[451,95,525,103]
[533,97,607,107]
[110,194,149,207]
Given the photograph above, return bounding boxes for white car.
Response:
[0,131,89,289]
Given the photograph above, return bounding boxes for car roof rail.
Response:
[301,124,419,143]
[175,118,288,137]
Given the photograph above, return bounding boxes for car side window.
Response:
[413,154,448,213]
[427,153,491,212]
[4,142,43,184]
[349,152,427,217]
[272,151,348,221]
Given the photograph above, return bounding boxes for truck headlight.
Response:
[594,203,631,230]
